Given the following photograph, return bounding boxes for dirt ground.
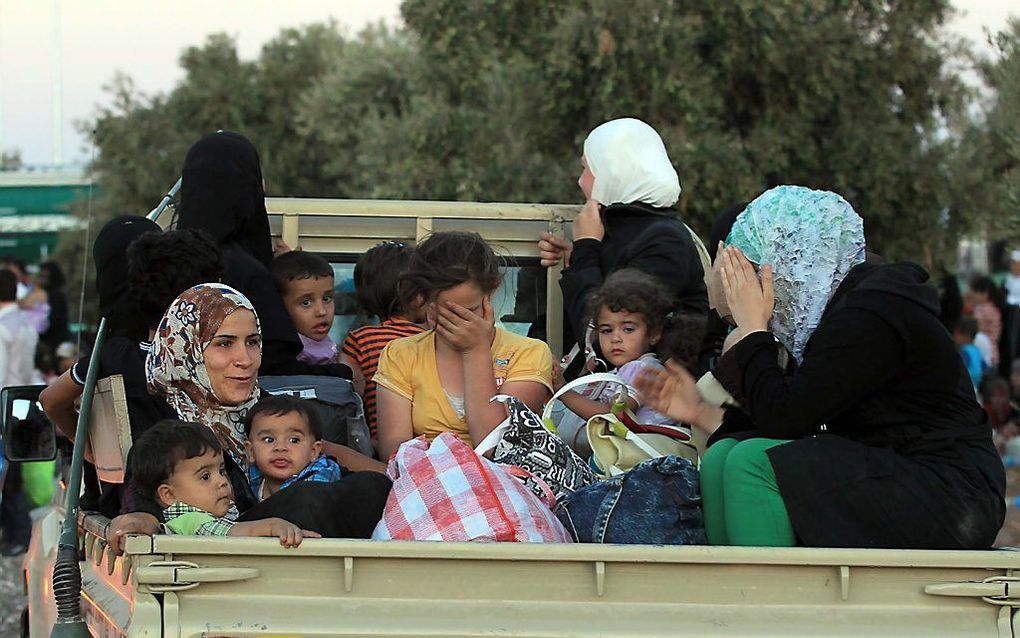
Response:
[0,553,25,636]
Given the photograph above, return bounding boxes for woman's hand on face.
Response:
[538,232,572,268]
[572,199,604,242]
[635,360,705,426]
[436,298,496,354]
[720,245,774,333]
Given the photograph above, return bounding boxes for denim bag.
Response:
[555,456,707,545]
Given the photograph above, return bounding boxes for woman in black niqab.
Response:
[177,131,273,267]
[176,131,350,379]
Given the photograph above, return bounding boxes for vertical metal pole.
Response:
[50,318,106,638]
[545,219,565,359]
[281,212,300,250]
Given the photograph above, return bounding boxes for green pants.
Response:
[700,438,796,546]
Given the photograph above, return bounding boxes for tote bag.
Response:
[543,373,698,478]
[476,395,598,504]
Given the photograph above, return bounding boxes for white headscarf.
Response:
[582,118,681,208]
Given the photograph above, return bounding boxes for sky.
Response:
[0,0,1015,167]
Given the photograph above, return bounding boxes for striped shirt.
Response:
[341,316,424,438]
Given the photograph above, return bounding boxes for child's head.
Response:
[969,276,997,305]
[271,251,336,342]
[587,269,672,368]
[128,228,225,331]
[984,376,1012,411]
[354,241,417,321]
[399,231,503,324]
[130,420,231,516]
[953,316,978,346]
[243,395,324,484]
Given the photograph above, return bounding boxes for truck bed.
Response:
[87,524,1020,638]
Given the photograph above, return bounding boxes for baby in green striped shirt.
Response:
[130,420,321,547]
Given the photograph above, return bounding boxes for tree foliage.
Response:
[57,1,1018,324]
[977,18,1020,241]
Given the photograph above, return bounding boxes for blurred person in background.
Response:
[0,269,39,555]
[985,376,1020,455]
[27,262,70,377]
[954,316,989,390]
[1003,251,1020,377]
[1,256,30,299]
[970,276,1003,369]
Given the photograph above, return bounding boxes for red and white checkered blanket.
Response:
[371,433,572,542]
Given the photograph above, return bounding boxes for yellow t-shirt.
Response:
[374,328,553,444]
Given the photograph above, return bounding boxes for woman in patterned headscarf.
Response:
[128,283,391,543]
[638,185,1004,550]
[147,283,262,465]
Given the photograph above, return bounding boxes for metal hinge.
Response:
[134,560,259,592]
[925,576,1020,606]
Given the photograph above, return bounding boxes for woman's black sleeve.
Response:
[713,308,905,439]
[260,347,353,379]
[706,406,757,447]
[559,239,605,347]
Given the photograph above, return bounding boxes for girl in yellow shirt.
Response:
[374,231,554,459]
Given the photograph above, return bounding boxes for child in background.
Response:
[244,395,343,501]
[130,420,319,547]
[970,276,1002,368]
[984,377,1020,455]
[341,242,424,442]
[954,316,988,389]
[555,269,693,426]
[271,251,338,365]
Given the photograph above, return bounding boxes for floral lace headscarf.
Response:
[725,185,866,362]
[146,283,261,464]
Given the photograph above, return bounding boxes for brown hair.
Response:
[130,420,223,501]
[399,231,503,307]
[587,269,705,371]
[354,241,415,319]
[243,394,324,440]
[587,269,673,336]
[270,250,334,294]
